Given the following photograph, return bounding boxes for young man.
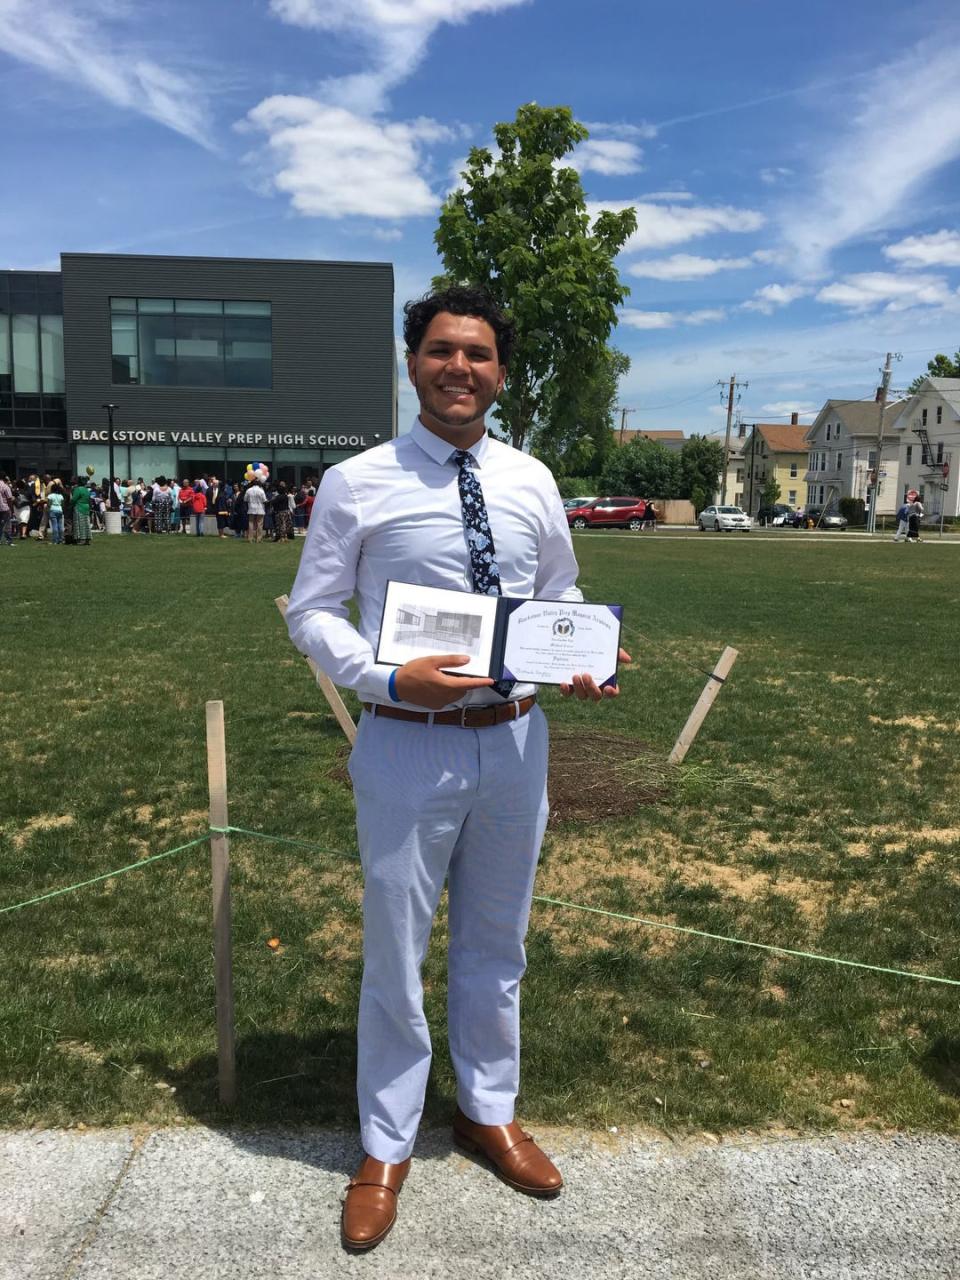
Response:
[286,286,628,1250]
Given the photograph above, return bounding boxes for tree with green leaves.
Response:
[907,350,960,394]
[601,436,682,498]
[679,435,724,504]
[532,347,629,478]
[434,103,637,452]
[761,475,781,506]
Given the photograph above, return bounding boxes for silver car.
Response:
[698,504,752,532]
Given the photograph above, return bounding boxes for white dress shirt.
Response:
[286,418,583,710]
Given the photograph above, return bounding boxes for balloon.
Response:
[247,462,269,484]
[85,464,95,476]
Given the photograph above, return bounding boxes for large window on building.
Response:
[110,297,272,389]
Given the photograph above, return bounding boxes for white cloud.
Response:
[620,310,676,330]
[574,139,644,176]
[583,120,658,141]
[590,200,765,252]
[270,0,529,113]
[883,229,960,269]
[815,272,957,313]
[371,227,403,242]
[741,283,810,314]
[779,40,960,274]
[759,166,793,185]
[620,307,727,330]
[685,309,727,326]
[641,190,694,202]
[751,248,789,266]
[0,0,213,145]
[244,97,448,218]
[758,401,818,417]
[628,253,751,281]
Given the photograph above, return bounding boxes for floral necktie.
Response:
[454,449,514,699]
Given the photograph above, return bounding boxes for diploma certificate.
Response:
[376,581,623,688]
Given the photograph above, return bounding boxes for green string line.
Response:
[530,894,960,988]
[212,825,357,859]
[5,823,959,989]
[0,835,212,916]
[217,827,960,990]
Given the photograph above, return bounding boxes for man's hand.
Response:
[560,647,632,702]
[394,654,495,710]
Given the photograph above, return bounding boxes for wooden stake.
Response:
[668,645,739,765]
[205,700,236,1107]
[275,594,357,745]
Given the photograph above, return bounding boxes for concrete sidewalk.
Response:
[2,1126,958,1279]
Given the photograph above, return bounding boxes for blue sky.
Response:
[3,0,960,434]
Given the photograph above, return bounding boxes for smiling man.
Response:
[286,285,628,1250]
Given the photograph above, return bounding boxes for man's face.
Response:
[407,312,505,440]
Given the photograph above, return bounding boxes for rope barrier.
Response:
[0,835,212,916]
[4,823,957,989]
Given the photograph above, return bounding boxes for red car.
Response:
[565,496,648,531]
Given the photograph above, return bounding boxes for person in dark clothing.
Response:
[272,481,295,541]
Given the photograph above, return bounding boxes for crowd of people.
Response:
[0,471,319,545]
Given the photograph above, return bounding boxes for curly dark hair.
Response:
[403,285,515,367]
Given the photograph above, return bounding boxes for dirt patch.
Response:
[11,813,75,850]
[548,731,671,823]
[305,918,362,965]
[869,713,958,733]
[287,710,322,718]
[56,1039,107,1067]
[38,953,108,975]
[285,864,358,909]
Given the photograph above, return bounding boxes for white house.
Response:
[888,377,959,523]
[804,399,903,516]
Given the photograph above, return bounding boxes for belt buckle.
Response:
[460,705,470,728]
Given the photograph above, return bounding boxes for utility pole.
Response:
[718,375,748,504]
[866,352,900,534]
[617,406,635,446]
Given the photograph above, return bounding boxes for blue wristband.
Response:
[388,668,401,703]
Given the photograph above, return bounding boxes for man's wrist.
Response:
[388,668,402,703]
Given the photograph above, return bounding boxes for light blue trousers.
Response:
[348,705,550,1163]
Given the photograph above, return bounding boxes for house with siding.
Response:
[804,399,904,516]
[888,377,959,522]
[740,421,808,514]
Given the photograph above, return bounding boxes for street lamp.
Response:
[101,403,118,507]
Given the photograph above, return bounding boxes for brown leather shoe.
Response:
[341,1155,411,1250]
[452,1108,563,1196]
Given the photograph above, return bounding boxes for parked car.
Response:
[698,504,752,532]
[562,496,597,511]
[566,496,648,530]
[803,506,848,530]
[756,503,795,526]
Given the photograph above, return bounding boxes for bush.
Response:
[556,476,600,499]
[839,496,866,525]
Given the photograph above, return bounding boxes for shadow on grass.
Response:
[136,1029,459,1171]
[919,1037,960,1099]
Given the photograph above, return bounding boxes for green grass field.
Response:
[2,531,959,1134]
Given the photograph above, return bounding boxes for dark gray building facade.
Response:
[0,271,70,478]
[1,253,396,485]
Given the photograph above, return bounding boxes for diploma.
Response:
[500,600,623,688]
[376,581,623,688]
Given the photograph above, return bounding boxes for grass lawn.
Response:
[2,531,959,1134]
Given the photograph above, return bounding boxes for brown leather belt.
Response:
[362,695,536,728]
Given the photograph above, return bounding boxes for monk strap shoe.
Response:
[452,1108,562,1196]
[341,1155,410,1250]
